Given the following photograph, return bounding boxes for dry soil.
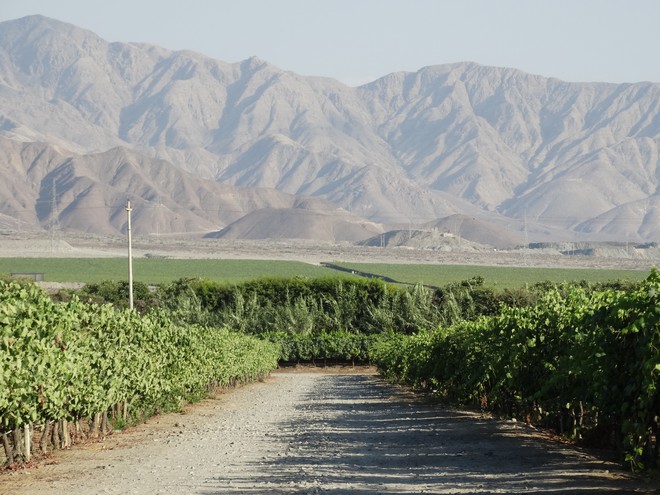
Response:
[1,368,657,495]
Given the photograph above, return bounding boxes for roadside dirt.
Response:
[1,368,656,495]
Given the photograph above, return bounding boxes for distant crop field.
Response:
[0,257,651,288]
[329,262,651,289]
[0,258,339,285]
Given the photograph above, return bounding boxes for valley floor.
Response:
[0,232,658,271]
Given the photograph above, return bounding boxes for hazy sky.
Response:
[1,0,658,86]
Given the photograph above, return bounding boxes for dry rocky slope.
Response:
[2,370,657,495]
[0,15,659,244]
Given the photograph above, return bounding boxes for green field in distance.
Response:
[330,262,651,289]
[0,258,337,284]
[0,257,652,288]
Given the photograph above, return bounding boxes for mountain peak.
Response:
[0,14,102,40]
[0,16,658,243]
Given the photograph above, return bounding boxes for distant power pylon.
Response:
[50,179,60,253]
[522,210,529,265]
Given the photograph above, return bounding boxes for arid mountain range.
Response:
[0,15,658,247]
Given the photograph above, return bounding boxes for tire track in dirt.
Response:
[1,369,656,494]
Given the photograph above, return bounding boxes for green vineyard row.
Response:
[3,271,658,470]
[0,280,279,463]
[371,270,660,470]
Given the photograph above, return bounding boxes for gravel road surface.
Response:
[1,368,656,495]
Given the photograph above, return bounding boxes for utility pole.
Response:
[126,200,134,310]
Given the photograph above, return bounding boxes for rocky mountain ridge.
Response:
[0,15,658,244]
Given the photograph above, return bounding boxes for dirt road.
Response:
[1,369,656,495]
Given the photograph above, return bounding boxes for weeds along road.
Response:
[2,368,656,495]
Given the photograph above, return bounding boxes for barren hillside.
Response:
[0,15,658,243]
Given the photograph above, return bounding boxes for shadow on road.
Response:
[205,373,656,494]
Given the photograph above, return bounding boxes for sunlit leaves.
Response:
[372,270,660,471]
[0,279,279,433]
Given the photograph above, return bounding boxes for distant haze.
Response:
[0,0,659,86]
[0,15,659,246]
